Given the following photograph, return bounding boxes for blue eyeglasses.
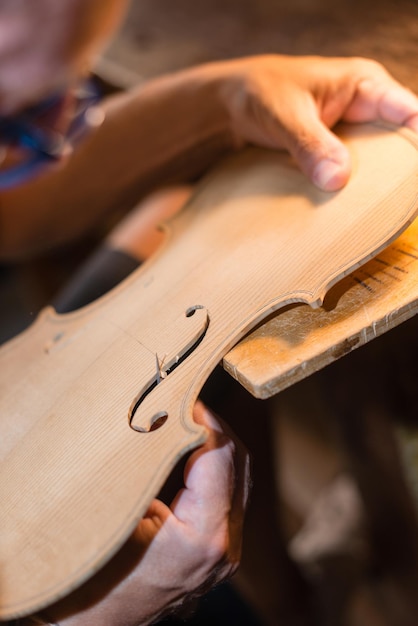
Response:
[0,79,104,189]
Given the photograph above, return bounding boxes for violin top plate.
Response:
[1,122,418,618]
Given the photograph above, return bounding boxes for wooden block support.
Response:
[224,218,418,398]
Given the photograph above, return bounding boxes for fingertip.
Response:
[192,400,206,424]
[312,158,351,191]
[193,400,221,432]
[378,85,418,128]
[406,113,418,134]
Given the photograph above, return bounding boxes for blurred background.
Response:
[100,0,418,91]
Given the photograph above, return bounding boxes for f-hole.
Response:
[129,305,209,432]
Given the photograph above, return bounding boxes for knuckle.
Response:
[348,56,389,80]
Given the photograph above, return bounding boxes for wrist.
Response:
[123,63,239,172]
[186,61,246,152]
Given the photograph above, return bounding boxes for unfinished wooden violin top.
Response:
[1,122,417,618]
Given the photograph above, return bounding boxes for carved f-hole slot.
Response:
[129,305,209,432]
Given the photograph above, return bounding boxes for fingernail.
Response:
[313,159,348,191]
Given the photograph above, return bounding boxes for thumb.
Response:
[282,115,352,191]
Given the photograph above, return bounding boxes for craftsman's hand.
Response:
[45,402,250,626]
[218,55,418,190]
[5,54,418,259]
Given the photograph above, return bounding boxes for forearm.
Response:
[0,63,235,260]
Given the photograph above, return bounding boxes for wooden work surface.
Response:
[224,217,418,398]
